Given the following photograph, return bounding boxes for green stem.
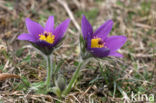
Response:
[63,58,89,96]
[45,55,53,89]
[63,61,83,96]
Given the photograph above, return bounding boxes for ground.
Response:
[0,0,156,103]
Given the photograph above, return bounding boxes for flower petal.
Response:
[53,18,70,45]
[89,48,110,58]
[94,20,113,39]
[25,18,44,39]
[105,36,127,52]
[108,51,123,58]
[17,33,37,42]
[44,16,54,33]
[81,15,93,40]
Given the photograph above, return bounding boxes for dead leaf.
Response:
[0,73,20,81]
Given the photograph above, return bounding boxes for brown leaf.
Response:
[0,73,20,81]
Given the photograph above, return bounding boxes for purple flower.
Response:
[18,16,70,55]
[81,15,127,58]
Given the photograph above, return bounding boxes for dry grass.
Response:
[0,0,156,103]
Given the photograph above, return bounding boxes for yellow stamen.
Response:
[39,32,55,44]
[91,38,104,48]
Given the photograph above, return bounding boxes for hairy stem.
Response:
[45,55,53,89]
[63,58,89,96]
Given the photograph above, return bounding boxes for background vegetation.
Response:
[0,0,155,102]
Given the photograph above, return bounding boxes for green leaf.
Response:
[51,87,61,98]
[53,60,64,75]
[16,48,25,57]
[21,76,30,88]
[23,55,31,63]
[16,76,30,91]
[30,81,47,94]
[0,65,4,71]
[56,76,66,92]
[0,100,3,103]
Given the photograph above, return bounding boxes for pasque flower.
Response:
[18,16,70,92]
[18,16,70,55]
[81,15,127,58]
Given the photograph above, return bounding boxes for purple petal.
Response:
[89,48,110,58]
[94,20,113,39]
[105,36,127,52]
[86,37,92,50]
[108,51,123,58]
[44,16,54,33]
[18,33,37,42]
[81,15,93,40]
[25,18,44,39]
[53,18,70,45]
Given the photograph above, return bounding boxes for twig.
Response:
[120,50,156,58]
[81,86,92,97]
[117,85,130,103]
[134,22,156,30]
[0,73,20,81]
[72,0,81,8]
[57,0,81,32]
[69,94,81,103]
[9,29,18,44]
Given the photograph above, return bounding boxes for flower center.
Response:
[39,32,55,44]
[91,38,106,48]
